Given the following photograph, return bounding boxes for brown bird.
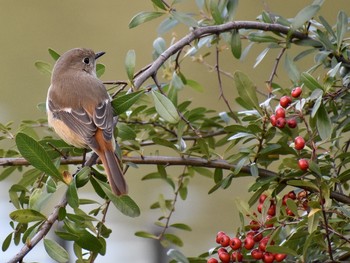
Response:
[46,48,127,195]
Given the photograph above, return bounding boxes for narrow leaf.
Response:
[167,248,189,263]
[337,11,348,49]
[301,72,323,91]
[16,133,62,181]
[316,102,332,140]
[266,245,298,256]
[135,231,157,239]
[129,11,164,28]
[34,61,52,75]
[125,50,136,81]
[171,11,197,27]
[111,90,144,115]
[48,48,60,61]
[292,5,320,29]
[67,180,79,209]
[231,29,241,59]
[10,209,46,223]
[44,239,69,263]
[233,71,261,114]
[284,54,300,83]
[151,91,180,123]
[93,177,140,217]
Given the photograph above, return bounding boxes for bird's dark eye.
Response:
[83,57,90,64]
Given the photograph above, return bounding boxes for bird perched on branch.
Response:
[46,48,127,196]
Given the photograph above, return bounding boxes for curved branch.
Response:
[133,21,309,88]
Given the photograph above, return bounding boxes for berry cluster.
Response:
[269,87,309,171]
[207,191,309,262]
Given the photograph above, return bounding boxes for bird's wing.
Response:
[48,98,114,148]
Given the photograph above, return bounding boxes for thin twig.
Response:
[319,187,334,261]
[157,166,186,241]
[266,47,286,95]
[215,45,239,123]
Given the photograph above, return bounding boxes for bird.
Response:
[46,48,127,196]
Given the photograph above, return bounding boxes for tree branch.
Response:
[2,155,350,204]
[133,21,309,89]
[8,193,68,263]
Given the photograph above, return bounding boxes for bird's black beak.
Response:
[95,51,105,60]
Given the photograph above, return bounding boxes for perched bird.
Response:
[46,48,127,195]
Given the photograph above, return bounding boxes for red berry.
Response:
[253,232,263,242]
[267,204,276,216]
[218,252,230,263]
[276,117,286,129]
[251,249,264,260]
[286,208,295,216]
[288,191,296,200]
[270,115,277,126]
[249,220,260,231]
[280,96,292,108]
[218,248,227,254]
[219,234,230,247]
[265,215,274,228]
[207,258,218,263]
[257,203,263,213]
[275,107,286,119]
[294,136,305,150]
[263,252,275,263]
[216,231,225,244]
[258,237,271,252]
[244,236,255,250]
[297,190,307,200]
[291,87,302,98]
[231,251,243,262]
[229,237,242,250]
[275,253,287,262]
[298,158,309,171]
[287,118,297,128]
[259,194,268,204]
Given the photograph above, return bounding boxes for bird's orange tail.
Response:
[99,149,128,195]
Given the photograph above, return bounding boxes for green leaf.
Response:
[209,0,223,24]
[75,230,102,253]
[286,199,298,217]
[67,179,79,209]
[164,233,184,247]
[135,231,158,239]
[151,91,180,124]
[167,248,189,263]
[186,79,204,92]
[152,0,167,10]
[10,209,46,223]
[34,61,52,75]
[233,71,261,114]
[170,223,192,231]
[248,33,280,43]
[117,123,137,140]
[301,72,324,91]
[93,177,140,217]
[125,49,136,81]
[284,54,300,83]
[48,48,60,61]
[16,133,62,181]
[44,239,69,263]
[231,29,241,59]
[266,245,298,257]
[2,233,12,252]
[316,102,332,140]
[0,166,17,181]
[111,90,144,115]
[337,11,348,49]
[96,63,105,78]
[171,11,198,27]
[292,5,320,29]
[129,11,164,28]
[308,208,321,233]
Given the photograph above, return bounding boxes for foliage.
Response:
[1,0,350,262]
